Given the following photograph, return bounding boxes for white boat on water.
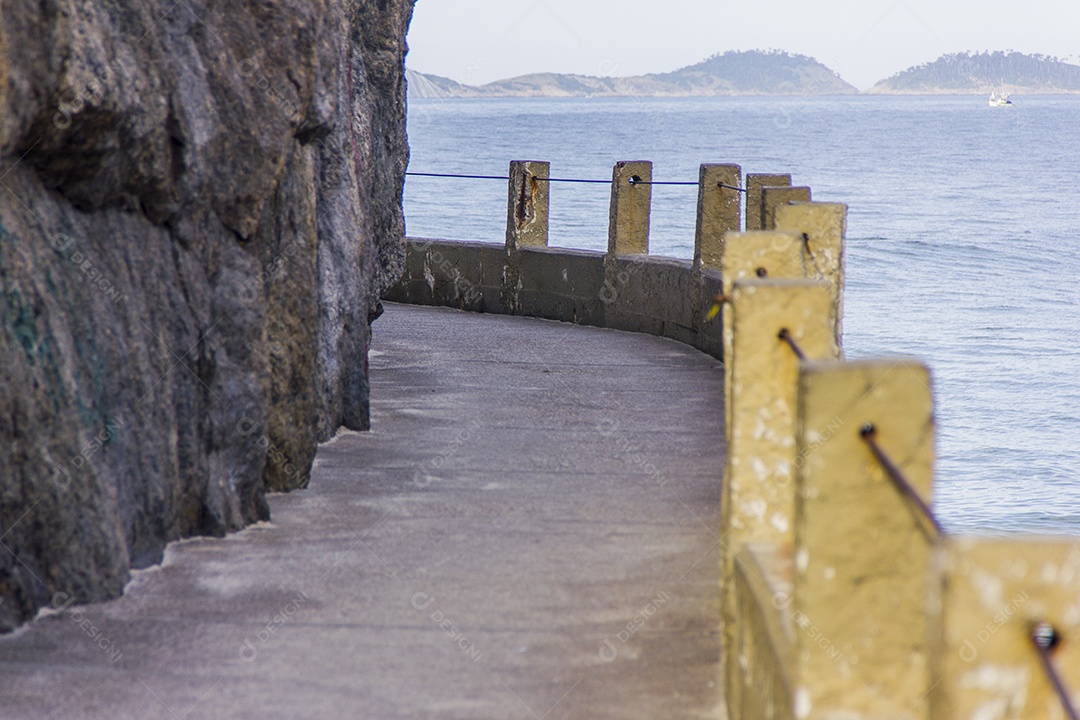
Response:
[988,89,1013,106]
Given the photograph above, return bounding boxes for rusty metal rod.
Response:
[802,232,830,281]
[859,423,944,539]
[777,328,807,361]
[1031,622,1080,720]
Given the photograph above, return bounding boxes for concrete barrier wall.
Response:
[385,238,726,359]
[386,160,752,358]
[733,543,796,720]
[721,234,1080,720]
[390,159,1080,720]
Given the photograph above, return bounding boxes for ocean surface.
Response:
[403,95,1080,535]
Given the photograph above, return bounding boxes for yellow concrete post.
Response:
[721,279,838,717]
[607,160,652,255]
[720,231,808,441]
[505,160,550,249]
[793,359,935,720]
[746,173,791,231]
[762,186,812,231]
[930,536,1080,720]
[693,163,742,273]
[775,202,848,349]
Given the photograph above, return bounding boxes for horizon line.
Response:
[408,48,1080,93]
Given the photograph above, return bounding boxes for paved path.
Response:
[0,303,726,720]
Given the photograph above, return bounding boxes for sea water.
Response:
[403,95,1080,534]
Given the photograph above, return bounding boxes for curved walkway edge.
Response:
[0,303,726,720]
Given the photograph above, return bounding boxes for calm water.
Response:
[404,95,1080,535]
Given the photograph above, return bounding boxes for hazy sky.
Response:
[406,0,1080,90]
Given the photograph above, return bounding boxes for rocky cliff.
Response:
[0,0,414,631]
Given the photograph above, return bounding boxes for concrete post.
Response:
[793,359,935,719]
[775,202,847,349]
[693,163,742,273]
[505,160,550,250]
[745,173,791,231]
[607,161,652,256]
[720,231,809,441]
[929,536,1080,720]
[762,186,811,231]
[721,278,838,714]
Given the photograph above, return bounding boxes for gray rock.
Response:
[0,0,415,631]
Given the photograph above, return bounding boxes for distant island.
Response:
[409,50,1080,99]
[867,51,1080,94]
[407,50,857,99]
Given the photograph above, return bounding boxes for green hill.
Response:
[869,51,1080,94]
[407,50,857,99]
[650,50,856,95]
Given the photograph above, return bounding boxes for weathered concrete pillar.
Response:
[745,173,791,231]
[929,537,1080,720]
[720,231,808,440]
[693,163,742,272]
[607,161,652,255]
[505,160,550,250]
[762,186,811,230]
[721,278,837,714]
[793,359,934,719]
[775,202,847,349]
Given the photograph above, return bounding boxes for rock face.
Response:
[0,0,414,631]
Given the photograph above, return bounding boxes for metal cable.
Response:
[533,177,611,184]
[405,171,508,181]
[406,172,746,190]
[629,179,698,186]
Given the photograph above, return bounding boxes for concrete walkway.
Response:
[0,303,726,720]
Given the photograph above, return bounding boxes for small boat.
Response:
[988,88,1013,107]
